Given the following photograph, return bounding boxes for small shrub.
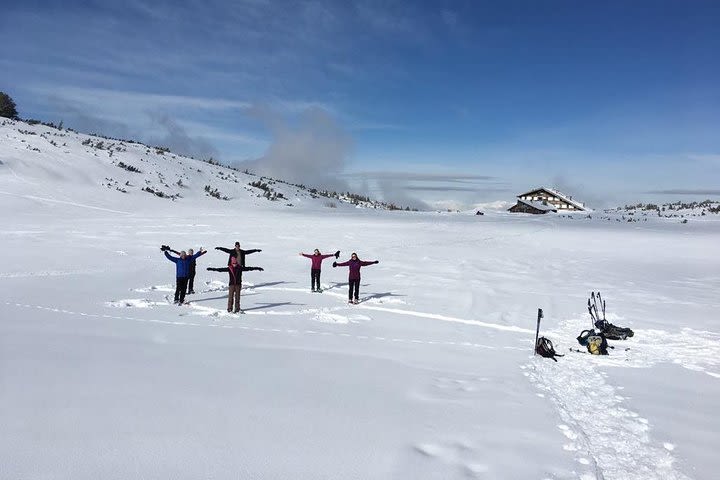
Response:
[116,161,142,173]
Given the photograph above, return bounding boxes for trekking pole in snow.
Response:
[597,292,606,320]
[534,308,543,355]
[591,292,601,325]
[588,299,596,326]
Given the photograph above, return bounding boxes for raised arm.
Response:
[190,249,207,260]
[164,251,178,263]
[160,245,179,255]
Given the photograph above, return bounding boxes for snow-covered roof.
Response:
[517,187,587,211]
[515,198,557,212]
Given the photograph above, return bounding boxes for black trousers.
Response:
[311,269,321,290]
[348,279,360,300]
[187,272,195,293]
[174,277,189,303]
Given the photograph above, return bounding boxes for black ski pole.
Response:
[591,292,601,324]
[534,308,543,355]
[588,299,596,326]
[591,292,598,319]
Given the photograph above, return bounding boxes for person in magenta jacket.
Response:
[207,256,263,313]
[299,249,340,292]
[332,252,379,304]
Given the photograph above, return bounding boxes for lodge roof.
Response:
[516,187,587,211]
[515,197,557,212]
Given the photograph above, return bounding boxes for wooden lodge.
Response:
[508,187,587,214]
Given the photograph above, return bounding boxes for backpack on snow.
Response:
[588,291,634,340]
[576,329,608,355]
[535,336,563,362]
[594,319,634,340]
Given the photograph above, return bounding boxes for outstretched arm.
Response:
[215,247,233,254]
[300,253,312,258]
[241,266,264,272]
[360,260,378,266]
[320,254,336,260]
[164,251,178,263]
[241,248,262,255]
[207,267,229,272]
[334,260,351,267]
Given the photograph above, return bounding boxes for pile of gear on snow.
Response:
[535,291,635,361]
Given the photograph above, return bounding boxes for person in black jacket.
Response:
[215,241,262,267]
[207,256,263,313]
[186,248,198,294]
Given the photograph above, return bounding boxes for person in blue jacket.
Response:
[161,245,206,304]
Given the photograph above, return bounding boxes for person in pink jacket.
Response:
[332,252,379,304]
[299,249,340,292]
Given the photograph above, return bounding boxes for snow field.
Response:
[2,120,720,479]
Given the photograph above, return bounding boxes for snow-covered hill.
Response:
[1,118,719,480]
[0,118,414,213]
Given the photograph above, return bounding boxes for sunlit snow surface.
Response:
[1,120,719,479]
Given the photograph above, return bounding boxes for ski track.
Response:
[254,285,535,334]
[0,190,132,214]
[0,268,108,278]
[525,357,691,480]
[6,282,717,480]
[3,301,501,351]
[524,314,720,480]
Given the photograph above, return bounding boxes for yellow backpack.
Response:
[577,329,608,355]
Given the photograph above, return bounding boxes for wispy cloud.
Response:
[341,170,508,210]
[645,189,720,196]
[440,9,458,29]
[344,171,498,183]
[32,86,251,112]
[238,105,353,191]
[404,185,508,193]
[146,114,220,160]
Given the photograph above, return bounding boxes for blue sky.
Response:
[2,0,719,207]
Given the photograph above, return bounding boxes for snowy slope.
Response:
[0,118,397,214]
[1,119,719,480]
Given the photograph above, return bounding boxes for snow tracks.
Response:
[523,314,720,480]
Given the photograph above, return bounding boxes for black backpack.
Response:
[595,319,634,340]
[577,329,608,355]
[535,337,563,362]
